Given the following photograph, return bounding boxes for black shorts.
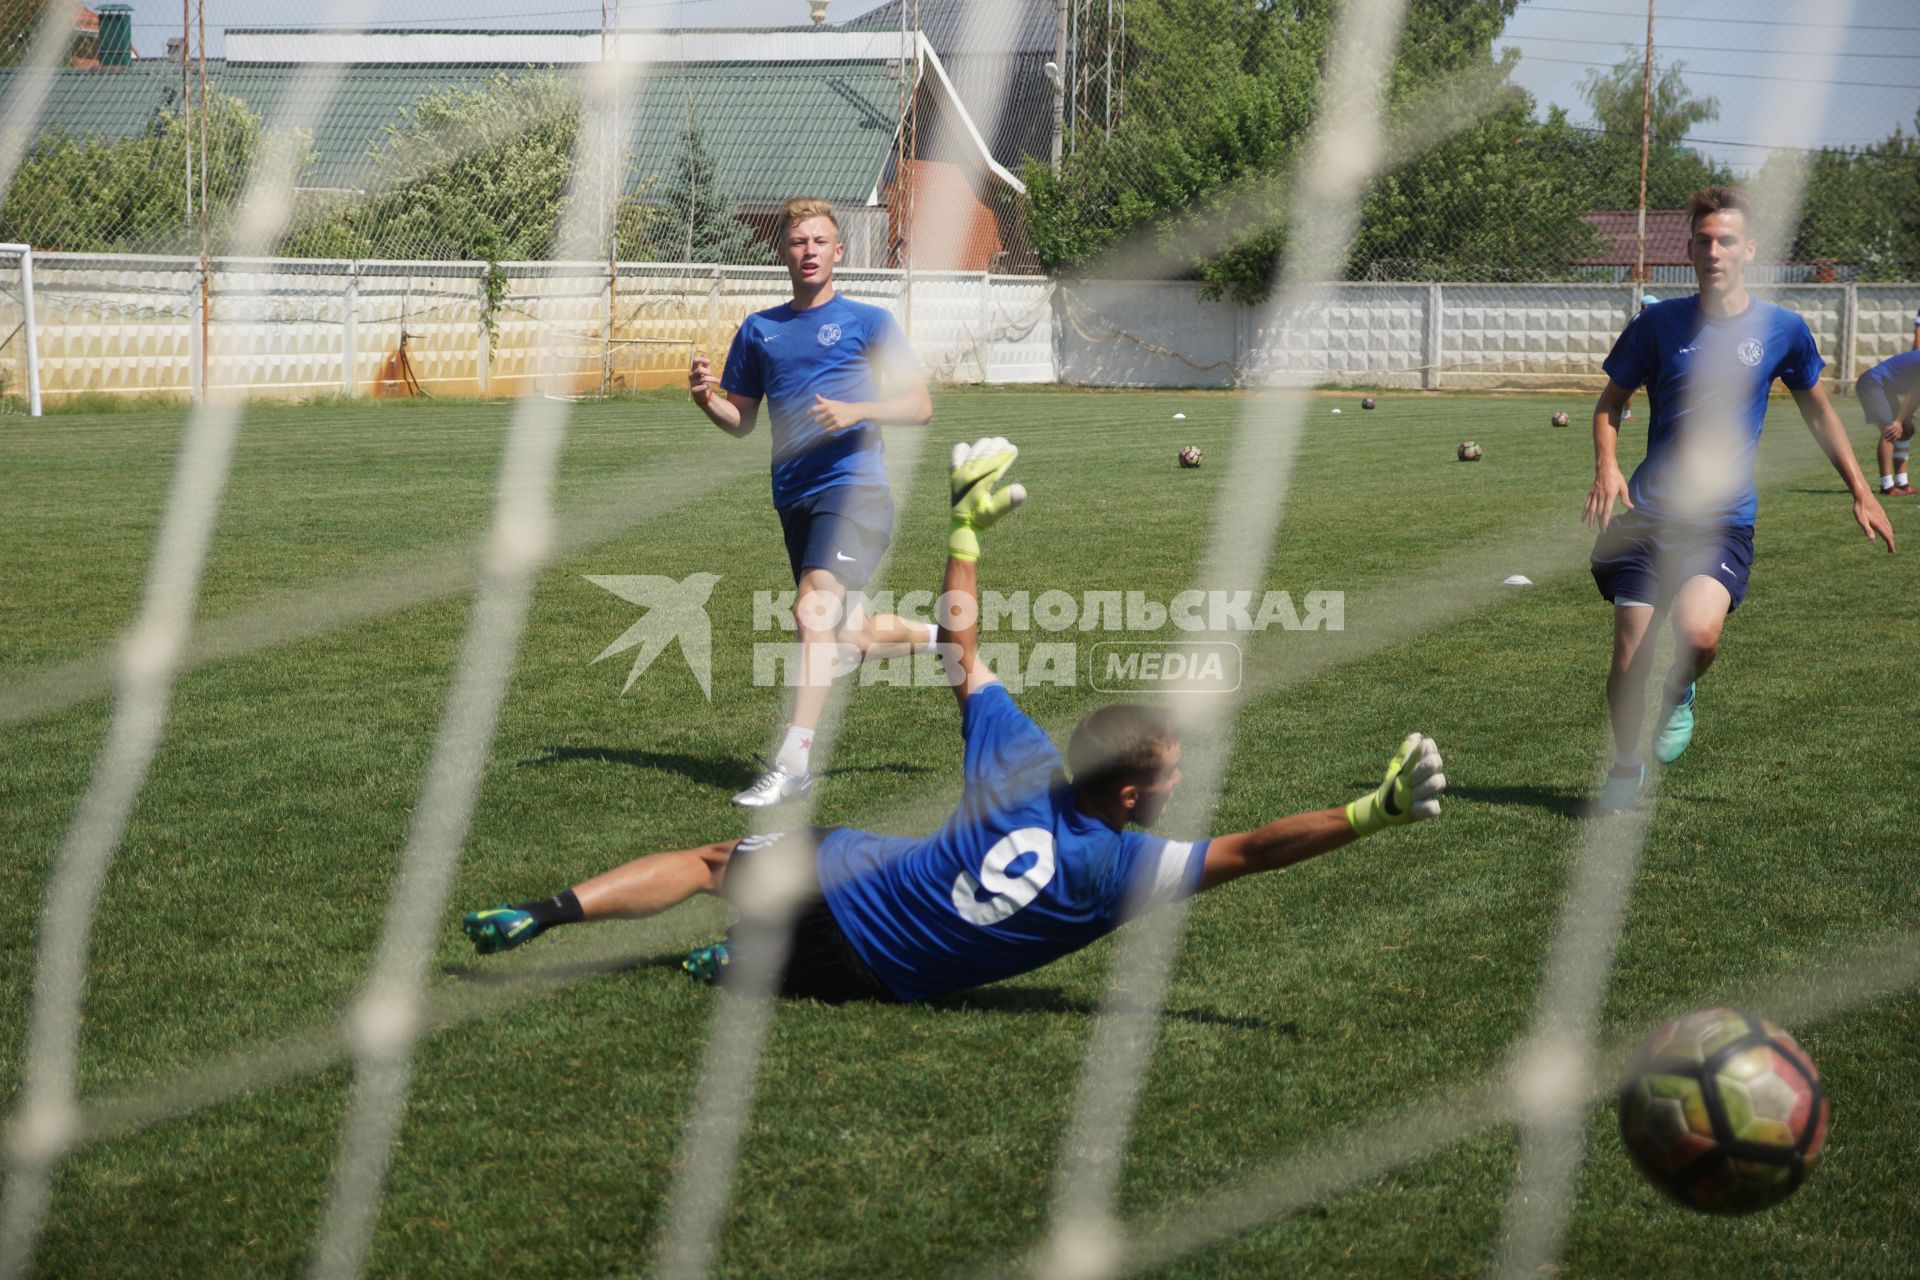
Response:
[1590,509,1755,613]
[777,485,893,589]
[723,830,898,1004]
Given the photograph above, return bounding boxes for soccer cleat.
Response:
[731,762,814,808]
[1653,683,1695,764]
[1890,484,1917,496]
[1594,761,1645,815]
[682,942,731,985]
[463,905,540,955]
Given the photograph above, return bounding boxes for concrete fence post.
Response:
[1425,282,1442,391]
[1840,281,1859,387]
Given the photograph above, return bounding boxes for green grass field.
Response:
[2,388,1917,1278]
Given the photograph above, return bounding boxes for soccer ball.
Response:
[1618,1008,1829,1215]
[1361,396,1377,410]
[1552,411,1570,427]
[1178,445,1204,468]
[1457,441,1482,461]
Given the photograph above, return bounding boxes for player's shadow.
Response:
[1426,781,1589,820]
[933,985,1293,1034]
[443,949,687,985]
[519,745,933,790]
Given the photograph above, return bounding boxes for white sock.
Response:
[1613,750,1641,773]
[1884,475,1897,492]
[776,724,814,775]
[1898,472,1910,488]
[913,620,939,652]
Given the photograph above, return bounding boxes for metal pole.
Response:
[182,0,191,222]
[1635,0,1654,287]
[196,0,209,398]
[1050,0,1067,173]
[1104,0,1113,139]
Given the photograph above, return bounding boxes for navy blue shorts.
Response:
[777,484,894,588]
[1590,509,1755,612]
[722,830,897,1003]
[1857,376,1915,436]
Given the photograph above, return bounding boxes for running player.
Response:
[1583,186,1895,814]
[463,438,1447,1002]
[688,197,936,807]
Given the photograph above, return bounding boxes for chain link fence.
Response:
[0,0,1915,409]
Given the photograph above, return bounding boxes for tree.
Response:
[648,100,757,264]
[1775,110,1920,279]
[0,93,281,252]
[1571,53,1728,211]
[1022,0,1612,296]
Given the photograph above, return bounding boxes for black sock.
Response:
[516,889,584,930]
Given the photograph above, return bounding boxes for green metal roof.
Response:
[0,60,901,202]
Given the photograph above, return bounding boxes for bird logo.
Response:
[584,573,722,698]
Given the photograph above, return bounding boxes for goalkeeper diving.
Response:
[462,438,1446,1003]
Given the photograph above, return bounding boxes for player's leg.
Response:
[462,839,738,953]
[1652,574,1734,764]
[1591,513,1660,810]
[1894,421,1915,495]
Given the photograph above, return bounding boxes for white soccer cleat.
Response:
[732,763,815,808]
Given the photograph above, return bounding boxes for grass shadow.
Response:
[932,984,1294,1034]
[519,744,934,790]
[1444,781,1591,821]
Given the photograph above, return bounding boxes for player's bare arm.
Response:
[1891,380,1920,442]
[1199,733,1445,891]
[809,378,934,432]
[1584,380,1636,530]
[688,350,759,438]
[1789,381,1895,553]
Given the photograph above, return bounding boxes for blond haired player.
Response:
[688,198,936,807]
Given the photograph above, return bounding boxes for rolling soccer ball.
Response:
[1552,411,1570,427]
[1618,1008,1829,1215]
[1361,396,1377,410]
[1457,441,1482,461]
[1178,445,1204,468]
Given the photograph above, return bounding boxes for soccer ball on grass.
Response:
[1177,445,1204,469]
[1552,411,1570,427]
[1457,441,1482,461]
[1617,1007,1829,1215]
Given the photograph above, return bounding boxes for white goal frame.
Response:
[0,242,42,417]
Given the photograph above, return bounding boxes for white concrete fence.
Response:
[0,252,1914,405]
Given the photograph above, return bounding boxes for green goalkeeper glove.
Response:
[1345,732,1445,836]
[948,436,1027,562]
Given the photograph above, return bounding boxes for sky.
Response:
[124,0,1919,168]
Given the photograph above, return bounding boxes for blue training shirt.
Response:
[719,294,911,510]
[1602,296,1825,526]
[817,684,1210,1004]
[1860,347,1920,401]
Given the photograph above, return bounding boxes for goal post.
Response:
[0,242,43,417]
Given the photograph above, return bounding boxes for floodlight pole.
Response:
[1635,0,1654,287]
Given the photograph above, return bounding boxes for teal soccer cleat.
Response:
[682,942,731,985]
[1654,683,1695,765]
[463,906,540,955]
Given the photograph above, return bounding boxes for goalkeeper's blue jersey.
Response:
[817,684,1209,1004]
[719,294,910,511]
[1601,296,1824,526]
